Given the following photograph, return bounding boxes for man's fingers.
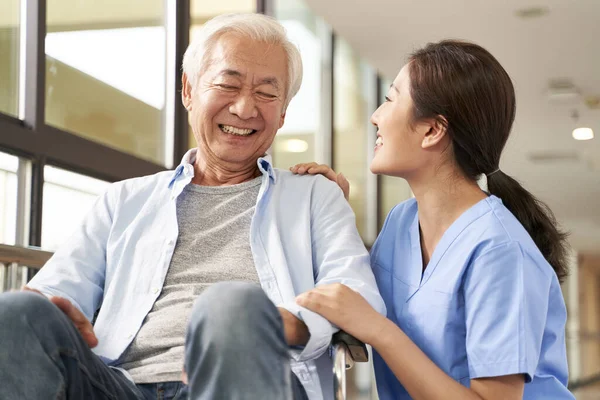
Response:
[82,330,99,348]
[50,297,84,322]
[50,296,98,348]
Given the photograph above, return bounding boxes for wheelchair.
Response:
[331,331,369,400]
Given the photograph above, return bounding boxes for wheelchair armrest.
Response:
[332,331,368,362]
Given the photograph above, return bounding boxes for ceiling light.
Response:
[515,6,550,19]
[284,139,309,153]
[572,127,594,141]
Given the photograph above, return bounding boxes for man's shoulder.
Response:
[273,168,340,189]
[107,170,174,201]
[272,168,344,199]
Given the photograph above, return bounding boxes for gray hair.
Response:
[182,13,303,110]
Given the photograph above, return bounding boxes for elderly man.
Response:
[0,13,384,400]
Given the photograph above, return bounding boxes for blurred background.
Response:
[0,0,598,398]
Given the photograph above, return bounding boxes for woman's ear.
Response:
[421,116,448,149]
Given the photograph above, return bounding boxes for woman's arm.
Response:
[297,284,524,400]
[373,316,524,400]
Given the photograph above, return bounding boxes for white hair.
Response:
[182,13,303,110]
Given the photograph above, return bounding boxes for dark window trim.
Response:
[0,116,164,182]
[172,0,191,164]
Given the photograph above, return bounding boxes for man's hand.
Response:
[23,286,99,348]
[277,307,310,346]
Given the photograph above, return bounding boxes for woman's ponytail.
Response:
[488,171,569,282]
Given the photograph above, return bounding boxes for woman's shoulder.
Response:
[473,196,555,278]
[371,198,417,258]
[387,198,418,223]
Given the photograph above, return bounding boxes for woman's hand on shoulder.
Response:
[290,162,350,200]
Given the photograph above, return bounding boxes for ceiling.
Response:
[305,0,600,254]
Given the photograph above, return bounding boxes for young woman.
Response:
[293,40,574,399]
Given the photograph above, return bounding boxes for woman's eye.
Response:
[385,96,392,102]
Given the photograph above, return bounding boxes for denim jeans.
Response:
[0,283,308,400]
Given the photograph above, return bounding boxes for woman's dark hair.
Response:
[408,40,569,282]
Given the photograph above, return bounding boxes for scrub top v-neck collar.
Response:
[405,195,495,301]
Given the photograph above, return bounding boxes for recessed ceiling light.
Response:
[572,127,594,141]
[515,6,550,19]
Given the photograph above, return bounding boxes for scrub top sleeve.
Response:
[463,241,550,383]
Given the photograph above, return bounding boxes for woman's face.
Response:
[370,64,436,179]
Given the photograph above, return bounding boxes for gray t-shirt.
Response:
[117,177,262,383]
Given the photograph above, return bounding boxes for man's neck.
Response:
[191,155,262,186]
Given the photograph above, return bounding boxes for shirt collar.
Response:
[168,148,277,191]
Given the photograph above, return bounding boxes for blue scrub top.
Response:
[370,195,573,399]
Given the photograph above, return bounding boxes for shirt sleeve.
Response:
[26,184,118,322]
[463,241,551,382]
[277,301,337,361]
[285,176,386,362]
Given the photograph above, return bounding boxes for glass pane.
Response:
[272,0,323,169]
[188,0,257,151]
[0,0,20,117]
[0,152,18,245]
[42,166,110,251]
[45,0,167,165]
[333,38,371,239]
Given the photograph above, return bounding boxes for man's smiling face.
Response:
[183,32,288,168]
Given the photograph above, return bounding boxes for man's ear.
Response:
[278,112,286,129]
[182,73,193,111]
[421,116,448,149]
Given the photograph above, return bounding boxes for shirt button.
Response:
[167,239,175,246]
[127,334,134,339]
[152,287,160,294]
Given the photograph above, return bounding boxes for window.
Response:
[0,151,18,245]
[0,0,20,117]
[333,38,374,239]
[42,166,109,251]
[45,0,167,165]
[272,0,327,169]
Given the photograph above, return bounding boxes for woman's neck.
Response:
[409,167,487,267]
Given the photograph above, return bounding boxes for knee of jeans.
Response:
[0,291,58,329]
[189,282,274,334]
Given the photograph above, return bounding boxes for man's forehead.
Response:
[208,38,287,87]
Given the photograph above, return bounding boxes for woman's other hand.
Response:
[296,283,385,344]
[290,163,350,200]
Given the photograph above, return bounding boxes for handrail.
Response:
[0,244,53,270]
[569,373,600,391]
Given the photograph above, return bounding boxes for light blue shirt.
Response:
[371,196,573,399]
[28,149,386,400]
